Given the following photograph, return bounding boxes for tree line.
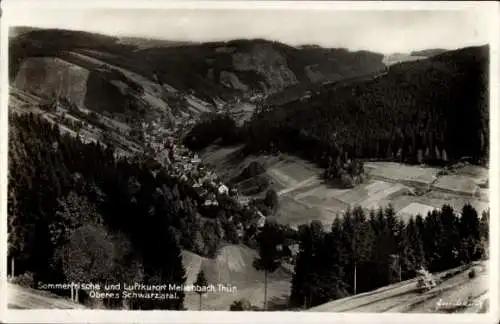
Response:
[286,204,489,309]
[244,202,488,311]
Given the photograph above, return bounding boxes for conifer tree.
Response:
[439,205,460,269]
[253,221,282,310]
[459,204,482,262]
[480,209,489,241]
[194,269,208,310]
[290,225,311,308]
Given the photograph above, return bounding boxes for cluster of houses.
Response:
[139,115,303,263]
[141,119,258,213]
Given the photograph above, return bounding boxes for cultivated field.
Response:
[432,175,479,196]
[397,203,439,222]
[201,146,489,229]
[364,162,441,186]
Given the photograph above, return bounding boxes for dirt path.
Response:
[277,175,320,196]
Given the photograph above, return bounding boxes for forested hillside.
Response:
[245,45,489,170]
[7,113,284,309]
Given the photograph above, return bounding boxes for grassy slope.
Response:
[7,283,88,309]
[308,261,488,313]
[182,245,292,310]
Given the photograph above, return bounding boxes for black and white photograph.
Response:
[1,1,498,322]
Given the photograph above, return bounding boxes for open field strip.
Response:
[335,180,408,206]
[431,175,478,196]
[200,145,243,165]
[273,196,334,229]
[182,245,292,310]
[293,185,350,201]
[365,162,440,187]
[277,160,319,183]
[267,166,300,188]
[418,191,489,214]
[453,165,488,184]
[359,183,410,210]
[397,202,438,221]
[277,175,320,196]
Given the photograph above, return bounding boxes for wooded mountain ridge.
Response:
[9,27,385,106]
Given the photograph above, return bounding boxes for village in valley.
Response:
[5,7,493,313]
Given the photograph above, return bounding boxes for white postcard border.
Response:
[0,1,498,323]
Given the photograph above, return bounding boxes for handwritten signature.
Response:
[435,298,483,309]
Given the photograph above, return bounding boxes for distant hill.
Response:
[9,27,386,124]
[116,36,197,49]
[266,50,448,107]
[382,53,427,66]
[382,49,448,67]
[411,48,448,57]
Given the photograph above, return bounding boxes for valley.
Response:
[8,80,490,311]
[6,26,490,313]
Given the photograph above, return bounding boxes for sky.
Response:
[5,4,493,54]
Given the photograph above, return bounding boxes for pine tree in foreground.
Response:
[194,269,208,310]
[253,221,283,310]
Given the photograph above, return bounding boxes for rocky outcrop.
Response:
[231,43,298,93]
